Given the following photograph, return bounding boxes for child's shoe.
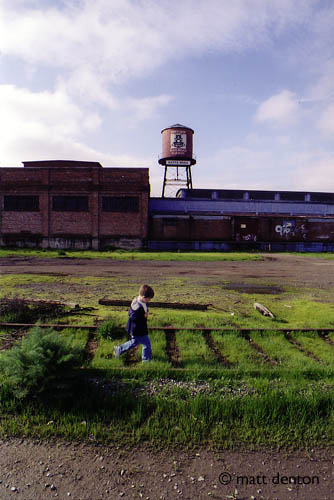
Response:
[114,346,120,358]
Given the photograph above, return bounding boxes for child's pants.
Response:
[118,335,152,361]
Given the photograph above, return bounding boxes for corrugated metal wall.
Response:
[148,198,334,251]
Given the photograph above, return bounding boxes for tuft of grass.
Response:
[0,326,84,400]
[97,318,114,340]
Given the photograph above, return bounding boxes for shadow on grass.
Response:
[1,368,334,449]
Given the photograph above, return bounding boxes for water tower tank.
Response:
[159,124,196,165]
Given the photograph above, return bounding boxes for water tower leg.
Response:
[162,166,168,198]
[187,166,193,190]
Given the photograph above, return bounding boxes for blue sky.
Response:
[1,0,334,196]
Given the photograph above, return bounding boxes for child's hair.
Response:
[139,284,154,299]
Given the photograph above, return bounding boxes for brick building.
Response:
[0,160,149,249]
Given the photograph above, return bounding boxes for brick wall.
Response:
[1,212,43,234]
[0,162,149,248]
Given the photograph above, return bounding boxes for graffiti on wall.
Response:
[236,233,257,242]
[275,221,296,237]
[275,221,308,239]
[242,233,257,241]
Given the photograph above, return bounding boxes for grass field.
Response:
[0,247,262,261]
[0,251,334,449]
[0,324,333,449]
[3,247,334,260]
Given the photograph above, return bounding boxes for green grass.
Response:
[0,247,261,261]
[58,328,90,350]
[3,270,334,329]
[249,331,322,370]
[0,382,333,448]
[1,259,334,449]
[175,331,218,369]
[91,337,125,370]
[291,331,334,364]
[147,330,169,364]
[211,331,266,368]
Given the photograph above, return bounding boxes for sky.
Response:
[1,0,334,197]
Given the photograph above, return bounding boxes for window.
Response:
[280,192,305,201]
[310,193,334,203]
[102,196,139,212]
[52,196,89,211]
[4,195,39,211]
[249,191,275,201]
[218,190,245,200]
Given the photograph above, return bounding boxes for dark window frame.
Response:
[102,196,139,213]
[3,195,40,212]
[52,196,89,212]
[310,193,334,203]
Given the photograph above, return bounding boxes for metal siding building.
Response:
[148,189,334,251]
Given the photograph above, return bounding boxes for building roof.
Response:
[176,188,334,204]
[23,160,103,168]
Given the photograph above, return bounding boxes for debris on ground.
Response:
[253,302,275,319]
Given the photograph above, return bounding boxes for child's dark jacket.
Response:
[126,297,148,337]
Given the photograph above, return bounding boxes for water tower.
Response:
[159,124,196,197]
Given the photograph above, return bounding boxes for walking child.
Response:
[114,284,155,362]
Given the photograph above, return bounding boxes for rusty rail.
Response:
[99,299,210,310]
[0,322,97,330]
[0,322,334,334]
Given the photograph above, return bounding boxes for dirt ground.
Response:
[0,439,333,500]
[2,253,334,288]
[1,253,334,500]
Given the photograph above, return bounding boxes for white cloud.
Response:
[125,94,173,123]
[195,145,334,195]
[198,146,280,190]
[294,153,334,192]
[0,120,152,170]
[57,69,119,110]
[0,83,101,138]
[255,90,299,125]
[317,105,334,137]
[0,0,313,84]
[0,83,153,167]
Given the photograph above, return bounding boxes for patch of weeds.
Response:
[0,326,84,400]
[97,318,125,340]
[59,328,91,350]
[0,296,69,323]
